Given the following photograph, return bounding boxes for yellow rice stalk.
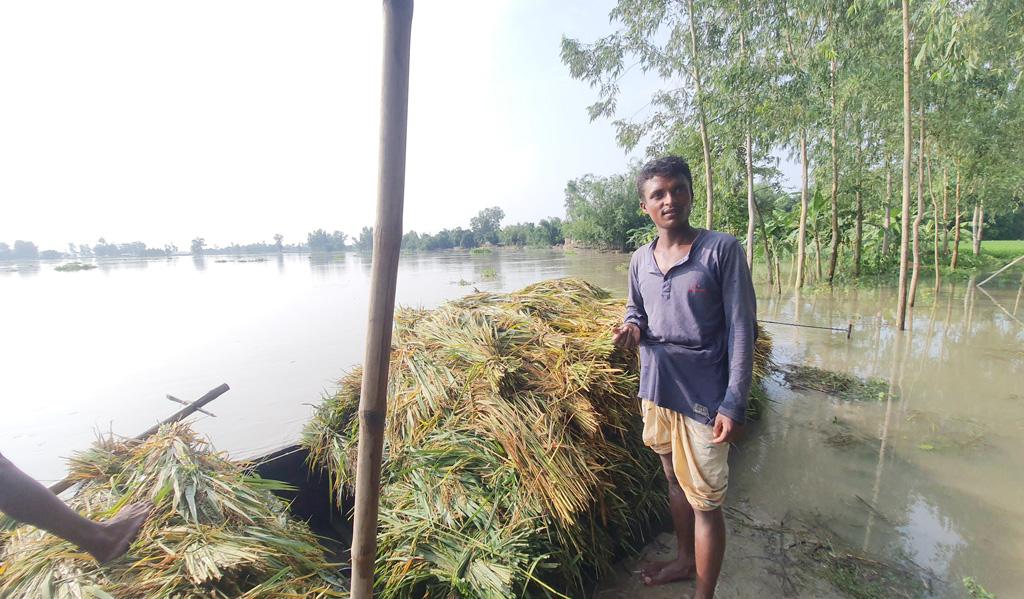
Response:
[303,278,774,598]
[0,423,346,599]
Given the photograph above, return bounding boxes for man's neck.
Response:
[657,223,699,248]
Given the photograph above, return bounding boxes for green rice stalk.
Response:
[303,277,774,598]
[0,423,346,599]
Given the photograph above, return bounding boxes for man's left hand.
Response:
[711,413,741,444]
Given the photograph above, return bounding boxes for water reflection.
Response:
[746,272,1023,596]
[0,251,1020,594]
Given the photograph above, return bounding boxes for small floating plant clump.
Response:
[54,262,97,272]
[0,423,345,598]
[783,365,891,402]
[302,277,775,599]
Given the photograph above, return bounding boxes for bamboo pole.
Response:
[350,2,413,597]
[48,383,230,495]
[977,254,1024,288]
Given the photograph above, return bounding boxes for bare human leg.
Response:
[0,452,151,563]
[692,506,726,599]
[641,452,697,585]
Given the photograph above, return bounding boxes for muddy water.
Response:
[736,278,1024,597]
[1,250,1021,595]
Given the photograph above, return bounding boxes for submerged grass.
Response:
[726,507,932,599]
[302,277,774,598]
[0,423,345,598]
[783,365,891,402]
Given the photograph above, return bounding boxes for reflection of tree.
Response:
[191,254,206,271]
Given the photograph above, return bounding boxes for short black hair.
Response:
[636,156,693,200]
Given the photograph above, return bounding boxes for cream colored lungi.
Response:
[640,399,730,511]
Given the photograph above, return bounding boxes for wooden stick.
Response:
[350,2,413,597]
[977,254,1024,288]
[977,286,1024,328]
[48,383,230,495]
[167,394,216,417]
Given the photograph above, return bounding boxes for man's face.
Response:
[640,175,692,230]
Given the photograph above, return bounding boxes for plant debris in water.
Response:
[725,507,935,599]
[302,277,774,598]
[54,262,97,272]
[784,365,891,402]
[0,423,345,598]
[905,410,987,452]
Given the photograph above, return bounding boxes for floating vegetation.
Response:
[479,267,498,280]
[469,247,493,255]
[54,262,97,272]
[784,365,891,402]
[452,278,475,286]
[963,576,996,599]
[905,410,986,452]
[0,423,345,598]
[302,277,774,598]
[725,507,934,599]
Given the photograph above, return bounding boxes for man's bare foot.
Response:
[83,502,152,563]
[638,556,675,578]
[641,558,696,586]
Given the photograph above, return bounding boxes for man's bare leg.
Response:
[0,452,150,563]
[693,506,726,599]
[641,452,697,585]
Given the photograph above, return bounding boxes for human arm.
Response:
[714,239,757,430]
[0,451,151,562]
[618,254,651,341]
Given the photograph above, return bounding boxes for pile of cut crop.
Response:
[303,277,774,598]
[0,423,345,598]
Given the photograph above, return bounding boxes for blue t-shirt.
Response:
[624,229,757,424]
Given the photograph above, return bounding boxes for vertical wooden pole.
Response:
[350,2,413,597]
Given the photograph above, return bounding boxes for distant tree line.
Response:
[2,209,572,261]
[0,238,179,261]
[400,207,564,251]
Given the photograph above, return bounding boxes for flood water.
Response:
[1,250,1021,596]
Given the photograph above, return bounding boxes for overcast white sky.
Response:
[1,1,797,251]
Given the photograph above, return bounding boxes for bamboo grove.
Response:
[561,0,1023,329]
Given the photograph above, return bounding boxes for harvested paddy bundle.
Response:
[303,277,774,598]
[0,423,344,599]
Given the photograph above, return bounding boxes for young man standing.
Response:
[612,156,756,598]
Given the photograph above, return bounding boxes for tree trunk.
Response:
[941,166,949,255]
[746,130,756,271]
[951,165,961,269]
[814,217,823,283]
[796,130,809,289]
[975,200,984,255]
[686,0,714,230]
[882,167,892,256]
[927,155,940,293]
[971,203,981,256]
[753,192,773,286]
[827,58,840,285]
[854,140,863,277]
[897,0,912,331]
[909,102,925,308]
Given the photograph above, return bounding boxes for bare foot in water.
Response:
[641,558,696,586]
[82,502,152,563]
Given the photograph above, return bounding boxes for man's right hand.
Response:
[612,323,641,349]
